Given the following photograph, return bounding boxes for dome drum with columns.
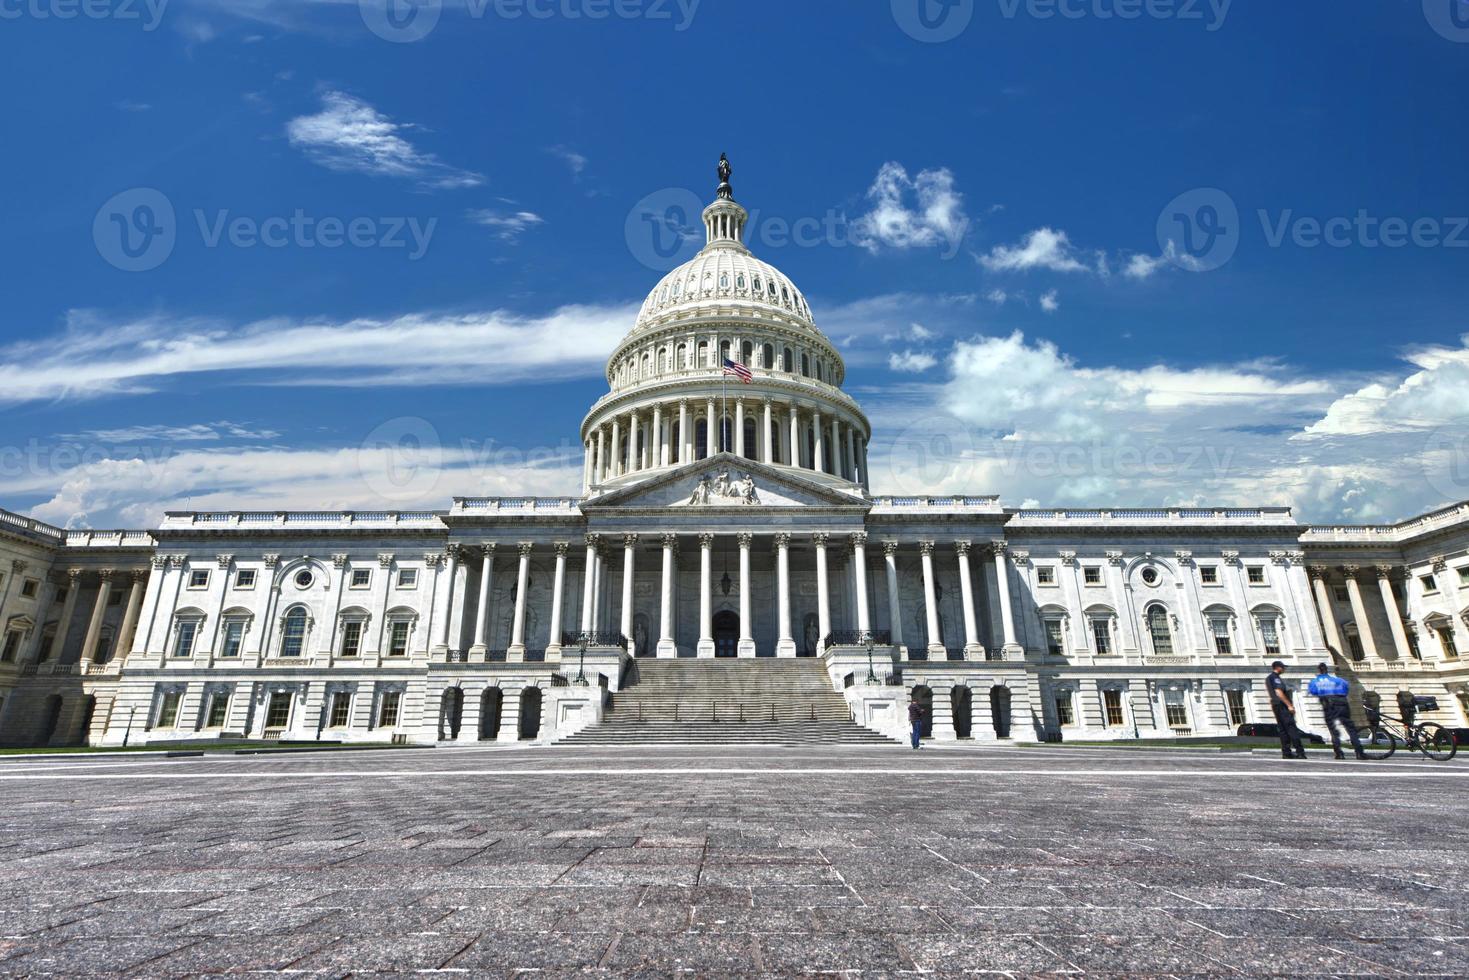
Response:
[581,169,871,495]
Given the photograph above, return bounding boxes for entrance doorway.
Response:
[950,686,972,739]
[911,685,934,739]
[990,685,1013,738]
[713,611,739,658]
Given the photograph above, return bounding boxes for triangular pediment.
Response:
[583,454,870,512]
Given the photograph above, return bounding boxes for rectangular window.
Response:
[235,569,257,589]
[396,568,418,588]
[1036,566,1056,585]
[1459,568,1469,587]
[340,621,363,658]
[1091,617,1112,655]
[20,578,39,598]
[173,620,198,659]
[188,569,210,589]
[219,620,245,658]
[206,693,229,728]
[1440,628,1460,659]
[156,691,182,728]
[1,631,21,662]
[1044,619,1065,657]
[266,692,292,729]
[378,691,402,727]
[1225,689,1248,727]
[1163,690,1189,729]
[388,621,410,657]
[1407,629,1422,660]
[1247,566,1265,585]
[1054,693,1074,726]
[1421,574,1438,594]
[108,590,123,606]
[1333,586,1350,603]
[1200,566,1218,584]
[1083,566,1101,586]
[1259,617,1281,656]
[1103,689,1125,727]
[1347,633,1365,660]
[1210,616,1233,655]
[350,569,372,588]
[329,692,351,728]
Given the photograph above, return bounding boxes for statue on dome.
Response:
[716,153,733,200]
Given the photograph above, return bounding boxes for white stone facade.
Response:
[3,170,1467,748]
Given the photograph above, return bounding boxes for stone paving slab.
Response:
[0,744,1465,976]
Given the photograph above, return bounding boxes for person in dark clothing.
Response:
[1266,660,1306,759]
[1308,662,1364,760]
[908,700,926,750]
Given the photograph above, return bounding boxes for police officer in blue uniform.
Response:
[1309,662,1365,760]
[1266,660,1306,759]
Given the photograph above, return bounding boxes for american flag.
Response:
[722,357,752,383]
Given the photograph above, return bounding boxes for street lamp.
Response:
[863,631,878,685]
[122,706,137,747]
[575,632,589,686]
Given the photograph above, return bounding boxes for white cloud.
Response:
[286,91,483,190]
[0,303,635,405]
[1124,241,1204,279]
[546,145,588,175]
[888,350,938,373]
[1039,289,1060,313]
[115,99,152,112]
[986,289,1009,305]
[851,162,968,257]
[978,227,1097,274]
[466,209,545,242]
[880,322,936,344]
[62,422,281,443]
[1296,337,1469,439]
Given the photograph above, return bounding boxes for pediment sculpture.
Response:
[688,471,759,506]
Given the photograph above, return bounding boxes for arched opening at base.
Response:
[713,610,739,658]
[479,688,503,740]
[38,694,63,748]
[990,686,1013,739]
[951,686,972,739]
[911,685,934,739]
[77,695,97,746]
[518,688,543,740]
[438,687,464,741]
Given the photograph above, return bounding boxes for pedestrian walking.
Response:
[1308,662,1364,760]
[1266,660,1306,759]
[908,699,926,750]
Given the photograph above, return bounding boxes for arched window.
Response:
[816,361,824,382]
[781,285,790,303]
[736,273,746,290]
[671,279,681,297]
[719,340,731,364]
[719,272,729,289]
[670,421,681,464]
[761,343,774,368]
[696,421,708,460]
[281,607,308,658]
[697,341,708,366]
[741,340,753,365]
[753,276,762,293]
[1146,604,1173,655]
[743,418,757,460]
[783,347,794,372]
[676,342,687,368]
[801,353,811,377]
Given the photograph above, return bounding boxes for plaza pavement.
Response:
[0,742,1466,977]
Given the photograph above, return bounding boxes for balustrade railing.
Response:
[822,630,892,647]
[560,631,628,649]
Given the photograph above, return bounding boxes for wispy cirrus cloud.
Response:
[466,208,545,242]
[286,90,483,190]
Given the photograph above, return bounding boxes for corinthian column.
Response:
[735,398,745,457]
[920,541,943,657]
[80,570,115,665]
[1376,565,1413,661]
[762,399,773,465]
[813,533,831,654]
[115,571,146,663]
[1308,566,1344,659]
[580,535,599,633]
[697,533,714,657]
[658,534,677,658]
[737,532,754,657]
[620,534,638,650]
[850,532,871,634]
[509,543,532,660]
[548,542,568,654]
[788,406,800,468]
[705,398,716,457]
[993,542,1021,657]
[956,540,982,658]
[1343,566,1378,661]
[883,541,904,650]
[812,409,825,473]
[472,544,495,657]
[775,533,795,657]
[629,411,641,473]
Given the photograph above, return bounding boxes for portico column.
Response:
[812,408,825,472]
[595,427,606,483]
[1376,566,1413,660]
[471,544,495,656]
[775,533,796,657]
[43,569,82,662]
[788,406,800,467]
[548,542,568,654]
[436,546,459,651]
[610,418,622,477]
[993,542,1021,657]
[1342,566,1378,660]
[620,534,638,649]
[955,541,982,658]
[629,411,641,473]
[737,533,754,657]
[697,533,715,657]
[1309,566,1344,659]
[830,417,841,476]
[851,532,871,634]
[652,403,664,468]
[883,541,905,650]
[657,534,677,657]
[814,534,831,654]
[706,398,716,457]
[678,399,690,464]
[580,535,599,633]
[919,542,943,656]
[845,426,857,482]
[509,543,532,660]
[79,570,114,664]
[115,571,146,662]
[735,398,745,457]
[762,399,773,465]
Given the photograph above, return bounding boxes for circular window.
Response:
[1140,567,1160,587]
[294,570,313,589]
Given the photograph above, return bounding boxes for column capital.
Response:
[918,540,935,557]
[10,559,26,573]
[1220,550,1240,565]
[1342,564,1363,578]
[424,552,446,568]
[1059,550,1077,566]
[698,532,715,548]
[584,532,601,549]
[621,533,639,548]
[96,568,116,581]
[1307,564,1332,580]
[480,542,497,557]
[736,532,753,548]
[954,540,972,557]
[989,540,1008,556]
[849,531,868,548]
[773,532,791,549]
[553,541,570,557]
[679,397,689,408]
[1374,564,1396,579]
[660,533,678,549]
[262,553,281,569]
[67,567,84,580]
[377,552,395,568]
[1431,555,1448,572]
[811,532,829,548]
[168,554,187,568]
[517,542,535,558]
[882,540,900,558]
[1105,550,1124,566]
[330,553,348,568]
[446,543,467,561]
[1175,549,1195,566]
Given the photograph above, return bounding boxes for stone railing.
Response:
[160,511,447,529]
[454,497,582,514]
[1300,502,1469,544]
[1010,507,1295,526]
[869,496,1000,512]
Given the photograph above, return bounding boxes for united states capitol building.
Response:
[2,165,1468,749]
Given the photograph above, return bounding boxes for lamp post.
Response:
[863,631,878,685]
[122,706,137,747]
[575,632,589,686]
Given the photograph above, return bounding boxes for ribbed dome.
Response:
[635,244,816,332]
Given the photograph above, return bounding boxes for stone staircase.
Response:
[557,658,901,746]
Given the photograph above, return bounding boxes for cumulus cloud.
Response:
[977,227,1098,274]
[466,209,545,242]
[1039,289,1060,313]
[851,162,968,257]
[888,350,938,373]
[286,91,483,190]
[1296,337,1469,439]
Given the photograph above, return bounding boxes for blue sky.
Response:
[2,0,1468,528]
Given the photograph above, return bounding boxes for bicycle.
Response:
[1361,707,1458,761]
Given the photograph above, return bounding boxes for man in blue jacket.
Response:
[1308,662,1364,760]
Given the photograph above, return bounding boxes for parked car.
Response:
[1235,723,1326,745]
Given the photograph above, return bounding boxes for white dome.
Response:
[636,246,815,331]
